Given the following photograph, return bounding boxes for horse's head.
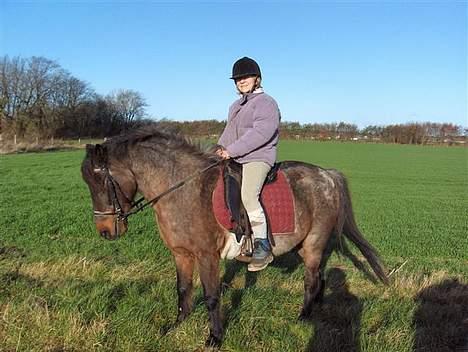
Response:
[81,143,137,240]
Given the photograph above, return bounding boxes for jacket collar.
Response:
[239,88,264,105]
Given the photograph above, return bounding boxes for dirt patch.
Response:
[0,245,26,259]
[0,141,83,154]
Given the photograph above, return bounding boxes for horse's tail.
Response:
[329,169,389,285]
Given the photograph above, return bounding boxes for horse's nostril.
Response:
[101,231,110,239]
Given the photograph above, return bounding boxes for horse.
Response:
[81,126,388,348]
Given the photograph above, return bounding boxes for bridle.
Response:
[92,167,131,221]
[92,159,223,224]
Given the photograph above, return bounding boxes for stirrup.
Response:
[247,239,273,272]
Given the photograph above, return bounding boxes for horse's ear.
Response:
[85,144,95,156]
[94,144,108,165]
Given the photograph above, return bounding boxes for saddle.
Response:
[212,160,295,258]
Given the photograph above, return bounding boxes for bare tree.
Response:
[107,89,147,127]
[0,55,98,137]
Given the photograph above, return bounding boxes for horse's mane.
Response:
[103,125,217,162]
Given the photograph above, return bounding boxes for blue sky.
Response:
[1,1,466,128]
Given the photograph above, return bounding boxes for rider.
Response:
[216,56,281,272]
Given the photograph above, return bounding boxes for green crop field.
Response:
[1,141,467,352]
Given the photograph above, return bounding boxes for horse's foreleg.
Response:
[174,253,195,323]
[198,253,223,348]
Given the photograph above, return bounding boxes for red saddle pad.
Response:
[212,169,295,235]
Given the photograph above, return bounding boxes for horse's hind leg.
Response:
[174,253,195,323]
[198,252,223,347]
[298,223,333,320]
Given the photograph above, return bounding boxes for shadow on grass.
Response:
[305,268,362,352]
[221,262,364,351]
[335,239,379,284]
[221,250,302,290]
[413,278,468,352]
[221,251,302,333]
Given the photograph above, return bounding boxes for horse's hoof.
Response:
[159,323,175,336]
[160,318,184,336]
[298,312,312,322]
[176,312,189,324]
[221,282,231,294]
[205,333,222,349]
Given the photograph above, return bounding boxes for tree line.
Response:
[144,119,466,145]
[279,121,465,144]
[0,55,147,139]
[1,55,465,145]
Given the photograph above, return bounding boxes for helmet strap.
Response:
[248,76,260,94]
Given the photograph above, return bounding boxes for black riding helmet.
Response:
[230,57,261,80]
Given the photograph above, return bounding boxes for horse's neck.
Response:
[129,149,206,201]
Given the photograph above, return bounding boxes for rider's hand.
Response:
[216,148,230,160]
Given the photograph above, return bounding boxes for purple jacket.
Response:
[218,91,280,166]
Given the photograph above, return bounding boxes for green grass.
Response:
[0,142,467,351]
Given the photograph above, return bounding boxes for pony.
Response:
[81,126,388,347]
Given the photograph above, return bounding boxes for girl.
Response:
[217,57,281,271]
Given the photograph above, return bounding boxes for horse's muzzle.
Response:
[100,230,117,240]
[94,216,128,240]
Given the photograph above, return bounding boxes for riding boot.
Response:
[248,238,273,272]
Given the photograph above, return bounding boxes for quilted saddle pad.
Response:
[212,169,295,235]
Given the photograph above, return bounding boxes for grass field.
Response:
[1,141,467,351]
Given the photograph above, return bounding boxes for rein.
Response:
[94,159,223,221]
